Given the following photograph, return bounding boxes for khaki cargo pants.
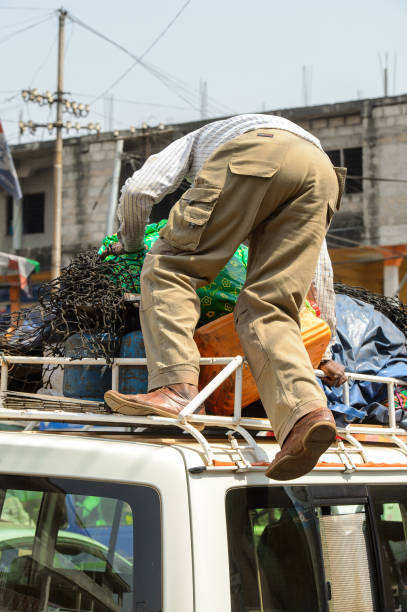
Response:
[140,128,345,444]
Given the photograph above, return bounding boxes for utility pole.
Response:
[199,79,208,119]
[52,7,66,280]
[20,8,100,279]
[383,52,389,97]
[302,65,312,107]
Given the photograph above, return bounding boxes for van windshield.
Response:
[0,476,161,612]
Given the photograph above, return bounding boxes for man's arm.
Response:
[312,239,346,387]
[117,131,196,252]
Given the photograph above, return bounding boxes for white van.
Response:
[0,353,406,612]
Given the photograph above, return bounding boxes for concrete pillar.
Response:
[106,138,124,236]
[12,197,23,251]
[383,262,400,297]
[382,245,407,297]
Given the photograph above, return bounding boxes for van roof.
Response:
[1,424,407,483]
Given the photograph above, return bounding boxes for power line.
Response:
[0,102,25,115]
[328,226,365,234]
[66,7,231,116]
[70,92,191,111]
[0,12,50,32]
[0,12,54,47]
[348,174,407,184]
[139,0,193,62]
[0,6,53,10]
[331,254,407,266]
[326,233,407,263]
[29,31,58,87]
[70,0,192,103]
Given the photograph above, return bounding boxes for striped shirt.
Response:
[118,113,336,355]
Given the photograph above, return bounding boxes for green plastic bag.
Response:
[98,220,248,325]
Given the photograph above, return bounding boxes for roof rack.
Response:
[0,353,406,472]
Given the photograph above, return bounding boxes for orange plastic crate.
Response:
[194,309,331,415]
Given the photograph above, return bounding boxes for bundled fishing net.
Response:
[0,251,137,392]
[334,282,407,337]
[0,251,131,361]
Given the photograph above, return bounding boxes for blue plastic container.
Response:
[118,331,148,395]
[63,333,116,402]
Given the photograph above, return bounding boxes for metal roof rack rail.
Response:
[0,354,406,471]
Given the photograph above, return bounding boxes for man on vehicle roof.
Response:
[104,113,347,480]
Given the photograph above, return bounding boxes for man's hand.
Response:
[100,242,126,259]
[319,359,347,387]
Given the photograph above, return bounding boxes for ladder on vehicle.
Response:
[0,353,406,473]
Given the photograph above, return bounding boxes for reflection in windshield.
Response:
[0,479,161,612]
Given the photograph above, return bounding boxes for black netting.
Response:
[334,282,407,337]
[0,250,141,391]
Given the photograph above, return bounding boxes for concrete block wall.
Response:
[6,95,407,273]
[371,103,407,245]
[300,99,407,247]
[60,138,116,265]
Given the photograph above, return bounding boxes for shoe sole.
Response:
[104,391,205,431]
[265,421,336,481]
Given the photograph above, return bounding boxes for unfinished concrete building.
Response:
[1,93,407,310]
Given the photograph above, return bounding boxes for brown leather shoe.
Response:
[265,407,336,481]
[104,384,206,430]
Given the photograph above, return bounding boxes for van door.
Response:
[369,485,407,612]
[226,484,383,612]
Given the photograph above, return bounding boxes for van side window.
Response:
[226,487,325,611]
[226,487,379,612]
[0,477,161,612]
[370,486,407,612]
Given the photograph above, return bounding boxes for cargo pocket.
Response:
[160,186,221,251]
[229,157,279,178]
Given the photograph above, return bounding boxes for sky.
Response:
[0,0,406,145]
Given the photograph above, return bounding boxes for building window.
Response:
[6,192,45,236]
[326,149,341,167]
[6,197,13,236]
[326,147,363,194]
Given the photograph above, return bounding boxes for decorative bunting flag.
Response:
[0,121,22,200]
[0,252,40,297]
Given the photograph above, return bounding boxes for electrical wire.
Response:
[66,8,232,116]
[68,3,198,109]
[71,92,190,111]
[328,226,365,233]
[0,12,50,32]
[64,17,75,61]
[326,233,371,248]
[0,12,54,47]
[29,31,58,87]
[0,102,25,114]
[327,233,407,264]
[93,0,191,102]
[348,174,407,184]
[69,0,192,104]
[2,92,21,103]
[0,6,53,10]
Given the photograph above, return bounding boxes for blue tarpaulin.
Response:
[320,294,407,428]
